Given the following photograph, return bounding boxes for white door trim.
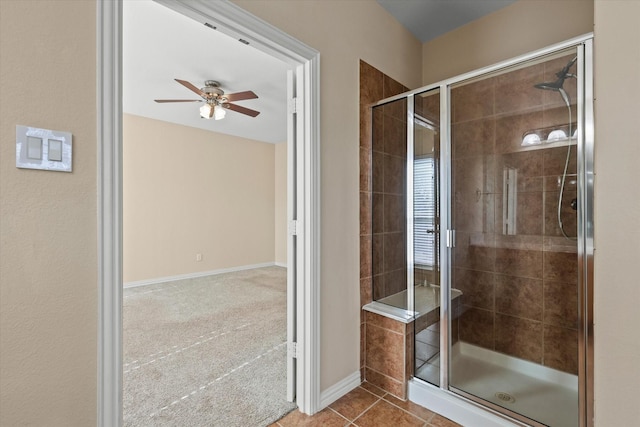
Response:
[96,1,321,425]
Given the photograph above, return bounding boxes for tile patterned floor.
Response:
[269,382,462,427]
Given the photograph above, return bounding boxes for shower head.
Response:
[534,57,577,92]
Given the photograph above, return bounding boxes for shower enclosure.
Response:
[368,36,593,426]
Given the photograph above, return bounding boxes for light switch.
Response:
[48,139,63,161]
[16,125,72,172]
[27,136,43,160]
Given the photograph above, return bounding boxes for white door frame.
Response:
[97,1,321,425]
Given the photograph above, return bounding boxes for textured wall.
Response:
[232,0,423,391]
[0,1,97,425]
[593,0,640,424]
[422,0,594,84]
[123,114,276,283]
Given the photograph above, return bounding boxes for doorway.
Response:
[97,1,321,425]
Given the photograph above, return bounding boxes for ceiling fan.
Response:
[155,79,260,120]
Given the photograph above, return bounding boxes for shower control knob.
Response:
[426,229,435,234]
[570,198,578,211]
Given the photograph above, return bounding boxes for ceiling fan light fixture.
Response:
[199,103,214,119]
[214,104,226,120]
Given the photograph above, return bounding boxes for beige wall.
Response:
[422,0,594,84]
[232,0,423,391]
[593,0,640,423]
[274,142,287,265]
[4,0,637,425]
[123,114,276,283]
[0,1,97,426]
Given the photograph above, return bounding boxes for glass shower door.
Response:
[447,48,581,427]
[412,88,442,387]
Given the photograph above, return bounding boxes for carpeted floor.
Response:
[123,266,296,427]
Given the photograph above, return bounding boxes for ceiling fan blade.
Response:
[224,90,258,102]
[154,99,202,103]
[224,103,260,117]
[175,79,207,98]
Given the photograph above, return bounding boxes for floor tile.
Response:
[330,387,380,421]
[352,400,424,427]
[428,414,463,427]
[278,408,349,427]
[359,381,387,397]
[383,393,435,421]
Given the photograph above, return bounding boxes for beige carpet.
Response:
[123,266,296,427]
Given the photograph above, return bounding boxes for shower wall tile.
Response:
[383,75,408,99]
[383,232,405,271]
[365,367,405,400]
[383,194,404,233]
[544,325,578,375]
[360,148,371,192]
[494,314,543,363]
[494,63,545,115]
[495,275,543,321]
[360,191,371,236]
[365,326,404,384]
[495,151,544,193]
[360,61,384,105]
[543,250,578,284]
[383,114,407,157]
[372,234,383,276]
[494,247,543,279]
[372,193,384,234]
[494,110,544,154]
[372,151,384,193]
[544,280,578,329]
[452,77,495,123]
[543,146,577,177]
[383,154,404,195]
[360,277,372,307]
[453,231,496,272]
[542,104,578,129]
[365,310,405,335]
[384,269,406,296]
[544,190,578,238]
[360,235,372,279]
[372,275,385,301]
[452,118,495,158]
[372,108,384,153]
[453,268,495,311]
[459,307,494,349]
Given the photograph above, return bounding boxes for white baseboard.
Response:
[274,262,287,268]
[124,262,276,288]
[320,370,361,409]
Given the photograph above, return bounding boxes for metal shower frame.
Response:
[373,33,594,427]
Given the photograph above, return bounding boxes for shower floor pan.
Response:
[416,342,578,427]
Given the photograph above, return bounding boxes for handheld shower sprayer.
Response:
[534,57,578,240]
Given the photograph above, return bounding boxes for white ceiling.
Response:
[124,1,517,144]
[123,0,289,144]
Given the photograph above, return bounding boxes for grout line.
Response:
[381,393,435,423]
[350,393,383,425]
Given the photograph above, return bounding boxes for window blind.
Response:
[414,156,435,267]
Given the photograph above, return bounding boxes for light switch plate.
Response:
[16,125,72,172]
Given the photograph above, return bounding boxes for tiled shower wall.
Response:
[360,60,410,396]
[451,55,579,374]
